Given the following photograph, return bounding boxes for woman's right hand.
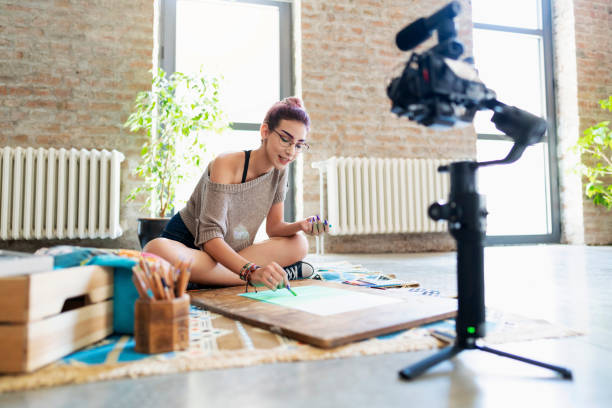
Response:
[299,214,331,236]
[248,261,289,291]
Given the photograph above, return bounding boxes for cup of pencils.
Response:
[132,257,192,354]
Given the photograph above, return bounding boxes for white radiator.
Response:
[0,147,124,240]
[312,157,451,238]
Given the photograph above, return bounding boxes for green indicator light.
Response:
[467,326,476,334]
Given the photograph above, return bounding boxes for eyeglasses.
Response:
[272,129,310,153]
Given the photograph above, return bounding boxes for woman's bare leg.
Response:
[143,238,241,286]
[143,233,308,287]
[241,233,309,268]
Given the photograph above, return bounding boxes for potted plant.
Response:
[125,67,228,248]
[572,95,612,210]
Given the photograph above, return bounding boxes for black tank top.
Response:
[241,150,251,183]
[207,150,251,182]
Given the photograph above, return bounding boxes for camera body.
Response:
[386,1,496,128]
[387,49,495,128]
[387,1,547,164]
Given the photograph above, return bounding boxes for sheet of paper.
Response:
[239,285,402,316]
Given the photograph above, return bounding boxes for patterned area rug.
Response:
[0,259,581,393]
[0,299,580,393]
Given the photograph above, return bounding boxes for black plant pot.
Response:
[137,217,170,249]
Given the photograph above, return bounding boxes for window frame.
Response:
[473,0,560,245]
[160,0,296,221]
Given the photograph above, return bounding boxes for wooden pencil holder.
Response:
[134,294,190,354]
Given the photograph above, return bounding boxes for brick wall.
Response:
[556,0,612,245]
[554,0,585,244]
[0,0,153,251]
[1,0,609,253]
[572,0,612,244]
[300,0,474,252]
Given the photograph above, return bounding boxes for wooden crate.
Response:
[0,265,114,373]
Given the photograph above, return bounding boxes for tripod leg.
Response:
[399,345,462,380]
[475,344,573,380]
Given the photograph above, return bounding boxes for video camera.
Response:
[387,1,547,165]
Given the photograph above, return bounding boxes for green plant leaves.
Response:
[572,96,612,210]
[124,67,230,217]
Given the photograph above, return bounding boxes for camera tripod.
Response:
[399,161,573,380]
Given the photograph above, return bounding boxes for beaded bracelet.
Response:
[244,264,258,281]
[243,264,260,293]
[239,262,253,281]
[239,262,259,281]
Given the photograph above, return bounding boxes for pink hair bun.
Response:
[282,96,305,109]
[263,96,310,130]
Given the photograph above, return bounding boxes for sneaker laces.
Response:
[284,262,301,280]
[283,261,314,280]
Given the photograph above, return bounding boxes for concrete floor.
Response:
[1,244,611,407]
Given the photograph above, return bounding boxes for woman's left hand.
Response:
[299,214,331,236]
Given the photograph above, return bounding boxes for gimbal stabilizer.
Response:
[387,1,572,380]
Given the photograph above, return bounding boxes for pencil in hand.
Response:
[286,282,297,296]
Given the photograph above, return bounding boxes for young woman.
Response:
[144,97,329,291]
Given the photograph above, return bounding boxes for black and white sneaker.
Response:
[283,261,315,280]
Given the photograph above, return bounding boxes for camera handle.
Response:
[399,158,573,380]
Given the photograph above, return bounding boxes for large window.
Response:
[160,0,294,225]
[471,0,560,244]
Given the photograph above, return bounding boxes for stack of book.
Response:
[0,250,54,277]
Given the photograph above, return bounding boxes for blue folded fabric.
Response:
[85,254,137,269]
[49,247,106,269]
[85,254,139,334]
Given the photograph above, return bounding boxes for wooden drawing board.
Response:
[189,280,457,348]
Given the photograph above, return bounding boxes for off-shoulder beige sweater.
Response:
[179,163,288,252]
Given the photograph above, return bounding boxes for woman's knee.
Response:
[142,237,166,255]
[289,233,309,259]
[142,238,187,263]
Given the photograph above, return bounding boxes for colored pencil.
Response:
[176,258,192,297]
[132,256,194,300]
[131,270,149,299]
[286,282,297,296]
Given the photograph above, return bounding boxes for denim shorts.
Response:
[160,214,210,290]
[159,213,198,250]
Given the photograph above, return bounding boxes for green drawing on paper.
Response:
[239,285,401,316]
